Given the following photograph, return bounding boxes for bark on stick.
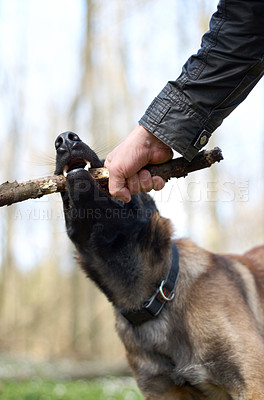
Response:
[0,147,223,207]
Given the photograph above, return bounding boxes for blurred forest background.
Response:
[0,0,263,369]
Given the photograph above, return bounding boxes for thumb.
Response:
[105,161,131,203]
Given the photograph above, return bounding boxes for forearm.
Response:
[139,0,264,161]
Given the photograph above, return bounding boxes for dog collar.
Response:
[120,243,179,325]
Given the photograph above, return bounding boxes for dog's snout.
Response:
[55,131,81,153]
[54,131,102,175]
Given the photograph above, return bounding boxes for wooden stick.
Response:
[0,147,223,207]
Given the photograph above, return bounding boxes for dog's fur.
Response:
[55,132,264,400]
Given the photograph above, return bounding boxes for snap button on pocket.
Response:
[193,129,211,150]
[199,135,208,146]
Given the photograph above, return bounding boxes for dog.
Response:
[55,131,264,400]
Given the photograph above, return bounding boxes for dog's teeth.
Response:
[63,166,68,177]
[84,161,91,171]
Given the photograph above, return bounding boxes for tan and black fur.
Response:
[55,132,264,400]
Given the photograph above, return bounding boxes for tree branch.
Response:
[0,147,223,207]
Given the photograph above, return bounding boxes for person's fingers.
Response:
[152,176,165,191]
[106,158,165,200]
[138,170,153,193]
[127,174,141,195]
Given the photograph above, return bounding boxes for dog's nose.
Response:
[55,131,81,153]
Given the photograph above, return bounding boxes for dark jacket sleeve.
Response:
[139,0,264,161]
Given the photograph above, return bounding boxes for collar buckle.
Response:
[159,280,175,302]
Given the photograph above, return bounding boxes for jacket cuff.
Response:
[139,83,216,162]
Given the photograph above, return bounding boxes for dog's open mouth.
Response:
[62,158,92,177]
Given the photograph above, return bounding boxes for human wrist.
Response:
[135,124,167,150]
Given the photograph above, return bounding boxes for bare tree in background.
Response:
[0,65,25,343]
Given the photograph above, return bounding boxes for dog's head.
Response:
[54,132,158,248]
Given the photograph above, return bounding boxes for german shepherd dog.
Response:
[55,132,264,400]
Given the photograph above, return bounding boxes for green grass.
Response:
[0,378,144,400]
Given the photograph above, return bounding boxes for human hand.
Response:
[104,124,173,202]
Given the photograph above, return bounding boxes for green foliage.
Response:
[0,378,144,400]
